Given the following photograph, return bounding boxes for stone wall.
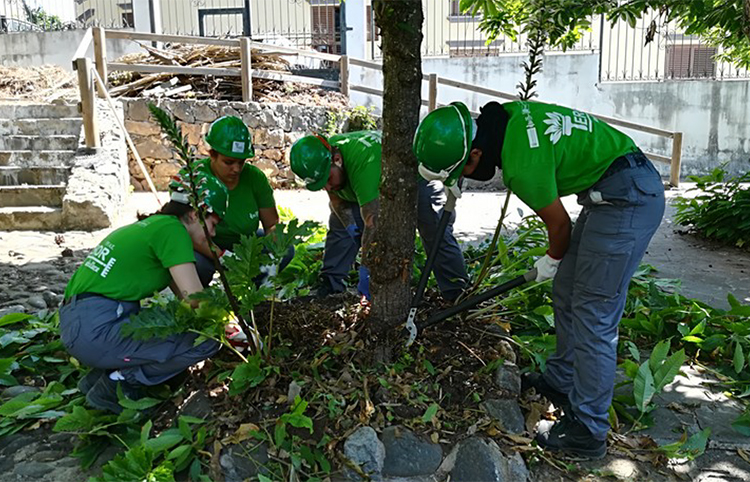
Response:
[121,99,331,191]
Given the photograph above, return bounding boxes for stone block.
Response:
[193,103,218,123]
[381,426,442,477]
[135,139,173,160]
[220,440,269,482]
[180,122,203,146]
[494,361,521,396]
[481,399,526,434]
[343,426,385,481]
[444,437,520,482]
[152,162,181,190]
[126,100,151,122]
[166,100,195,123]
[263,148,283,161]
[124,120,160,137]
[253,159,279,179]
[220,105,240,119]
[255,128,284,148]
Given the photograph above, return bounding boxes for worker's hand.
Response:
[346,224,361,240]
[534,253,562,282]
[357,265,371,300]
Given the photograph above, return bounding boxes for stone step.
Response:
[0,185,65,207]
[0,118,83,136]
[0,135,79,151]
[0,104,79,119]
[0,151,77,168]
[0,166,70,186]
[0,206,63,230]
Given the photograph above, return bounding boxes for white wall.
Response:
[349,52,750,177]
[0,29,142,72]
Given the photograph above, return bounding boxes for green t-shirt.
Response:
[501,101,638,210]
[330,130,382,206]
[64,215,196,301]
[197,158,276,249]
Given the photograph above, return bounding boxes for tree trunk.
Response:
[368,1,424,330]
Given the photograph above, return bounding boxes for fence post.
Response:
[340,55,350,97]
[75,58,100,149]
[93,27,107,98]
[428,73,438,112]
[240,37,253,102]
[670,132,683,187]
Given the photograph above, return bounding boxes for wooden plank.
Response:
[669,132,683,187]
[437,77,518,101]
[107,63,241,76]
[71,28,93,69]
[349,58,382,71]
[589,113,674,138]
[75,58,99,149]
[93,27,107,98]
[105,29,239,47]
[252,70,340,89]
[247,40,340,61]
[240,38,253,102]
[350,83,383,96]
[428,73,438,112]
[340,55,350,97]
[644,152,671,164]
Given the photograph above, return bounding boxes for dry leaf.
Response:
[222,422,261,445]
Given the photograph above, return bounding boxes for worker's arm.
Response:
[328,191,357,228]
[169,263,204,308]
[534,197,572,259]
[259,206,280,234]
[359,198,380,264]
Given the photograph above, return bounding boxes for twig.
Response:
[457,340,486,366]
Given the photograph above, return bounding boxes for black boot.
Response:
[536,413,607,460]
[86,374,142,414]
[77,368,105,395]
[521,372,571,410]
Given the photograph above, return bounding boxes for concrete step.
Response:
[0,151,77,168]
[0,118,83,136]
[0,185,65,207]
[0,135,79,151]
[0,104,79,119]
[0,166,70,186]
[0,206,63,230]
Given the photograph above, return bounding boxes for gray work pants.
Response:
[543,152,665,440]
[321,179,469,300]
[59,295,220,386]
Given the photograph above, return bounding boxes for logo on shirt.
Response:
[543,110,594,144]
[83,242,117,278]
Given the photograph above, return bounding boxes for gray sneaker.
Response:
[536,413,607,460]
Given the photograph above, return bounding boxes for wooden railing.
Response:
[72,29,684,187]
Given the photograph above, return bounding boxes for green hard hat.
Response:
[169,169,229,219]
[412,102,474,187]
[204,116,254,159]
[289,135,332,191]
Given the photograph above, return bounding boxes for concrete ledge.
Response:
[0,206,63,231]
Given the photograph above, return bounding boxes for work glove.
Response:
[357,265,371,300]
[225,319,263,352]
[534,253,562,282]
[346,224,361,240]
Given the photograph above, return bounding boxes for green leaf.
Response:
[178,417,193,441]
[141,420,153,445]
[423,359,436,375]
[258,475,273,482]
[166,444,191,461]
[734,342,745,374]
[624,341,640,362]
[731,413,750,436]
[633,361,655,413]
[682,335,704,344]
[689,320,707,336]
[653,349,686,392]
[0,312,33,327]
[422,403,439,423]
[648,340,670,373]
[144,429,184,454]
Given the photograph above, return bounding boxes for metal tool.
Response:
[406,268,537,346]
[405,190,458,347]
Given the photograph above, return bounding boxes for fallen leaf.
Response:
[222,422,260,445]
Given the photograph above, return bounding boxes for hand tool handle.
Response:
[417,268,537,331]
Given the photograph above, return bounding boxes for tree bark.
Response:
[368,1,423,330]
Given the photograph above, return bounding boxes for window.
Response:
[665,45,717,79]
[121,12,134,28]
[311,5,341,54]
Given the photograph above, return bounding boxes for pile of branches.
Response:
[108,42,292,101]
[0,65,75,101]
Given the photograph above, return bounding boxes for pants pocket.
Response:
[574,236,635,298]
[59,311,82,351]
[630,173,666,230]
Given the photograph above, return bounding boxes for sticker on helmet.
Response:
[232,141,245,153]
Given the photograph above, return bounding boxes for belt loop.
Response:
[69,294,77,308]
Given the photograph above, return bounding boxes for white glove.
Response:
[534,253,562,282]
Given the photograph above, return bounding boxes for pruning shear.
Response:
[405,268,537,347]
